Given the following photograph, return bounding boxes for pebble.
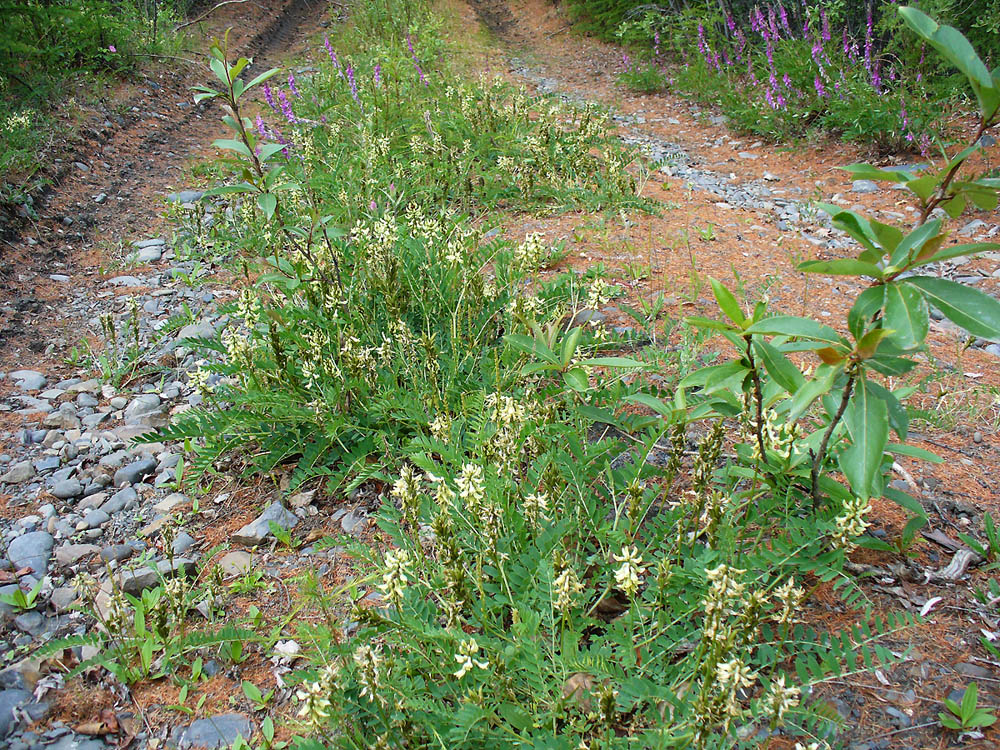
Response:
[232,501,298,545]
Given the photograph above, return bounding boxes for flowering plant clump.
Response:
[612,1,964,149]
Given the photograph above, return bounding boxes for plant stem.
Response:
[744,336,767,463]
[811,369,856,508]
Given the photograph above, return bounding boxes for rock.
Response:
[955,662,992,678]
[0,688,31,738]
[9,371,46,391]
[119,558,196,596]
[123,394,162,426]
[51,479,84,499]
[172,532,196,555]
[44,735,105,750]
[567,309,607,328]
[13,611,44,636]
[232,501,298,546]
[0,461,34,485]
[851,180,879,194]
[114,456,158,486]
[54,544,100,566]
[340,508,368,535]
[218,551,252,575]
[82,509,110,529]
[107,275,144,287]
[136,246,162,263]
[100,544,134,563]
[176,321,216,343]
[100,486,137,514]
[50,587,78,612]
[176,713,254,749]
[6,532,54,576]
[167,190,205,204]
[959,219,987,236]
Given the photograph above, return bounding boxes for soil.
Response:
[1,0,999,746]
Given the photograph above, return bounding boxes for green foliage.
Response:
[0,577,44,612]
[939,682,997,730]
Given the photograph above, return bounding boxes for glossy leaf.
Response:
[797,258,884,278]
[744,316,844,347]
[839,378,889,500]
[753,339,805,394]
[883,282,928,349]
[906,276,1000,341]
[709,277,746,325]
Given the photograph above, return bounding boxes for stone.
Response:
[340,509,368,535]
[172,532,196,555]
[13,611,44,636]
[100,544,134,563]
[567,309,607,328]
[6,532,54,576]
[44,735,105,750]
[176,321,216,343]
[176,713,253,749]
[136,246,162,263]
[232,501,298,546]
[0,688,31,738]
[100,486,137,514]
[107,275,144,287]
[113,456,158,487]
[123,394,162,426]
[51,479,84,499]
[218,551,252,575]
[851,180,879,194]
[54,544,100,566]
[955,662,992,678]
[153,493,188,513]
[959,219,987,236]
[9,371,46,391]
[50,587,78,612]
[119,558,196,596]
[82,509,111,529]
[0,461,34,485]
[167,190,205,204]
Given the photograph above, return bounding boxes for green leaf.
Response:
[679,361,748,391]
[743,316,844,347]
[820,206,881,255]
[797,258,884,278]
[257,193,277,219]
[212,138,253,160]
[839,378,889,500]
[884,282,928,349]
[684,315,736,332]
[899,7,997,118]
[209,56,229,85]
[867,381,908,440]
[257,143,287,163]
[913,241,1000,267]
[709,277,746,325]
[563,368,589,392]
[848,286,887,341]
[243,67,281,94]
[961,682,978,720]
[905,276,1000,341]
[786,365,839,423]
[841,164,917,183]
[753,339,804,394]
[888,219,942,268]
[939,712,962,730]
[883,486,928,520]
[624,393,683,421]
[581,356,645,369]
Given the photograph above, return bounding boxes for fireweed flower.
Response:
[374,62,382,87]
[263,83,277,112]
[346,64,359,102]
[277,89,296,124]
[454,638,489,679]
[814,76,826,98]
[288,72,299,97]
[255,115,268,140]
[821,10,831,42]
[108,45,117,53]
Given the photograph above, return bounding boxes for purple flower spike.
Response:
[277,89,297,124]
[374,62,382,87]
[288,72,299,98]
[255,115,268,139]
[814,76,826,98]
[346,64,359,103]
[263,83,277,113]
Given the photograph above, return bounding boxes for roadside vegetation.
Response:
[40,0,1000,748]
[0,1,191,218]
[571,0,999,150]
